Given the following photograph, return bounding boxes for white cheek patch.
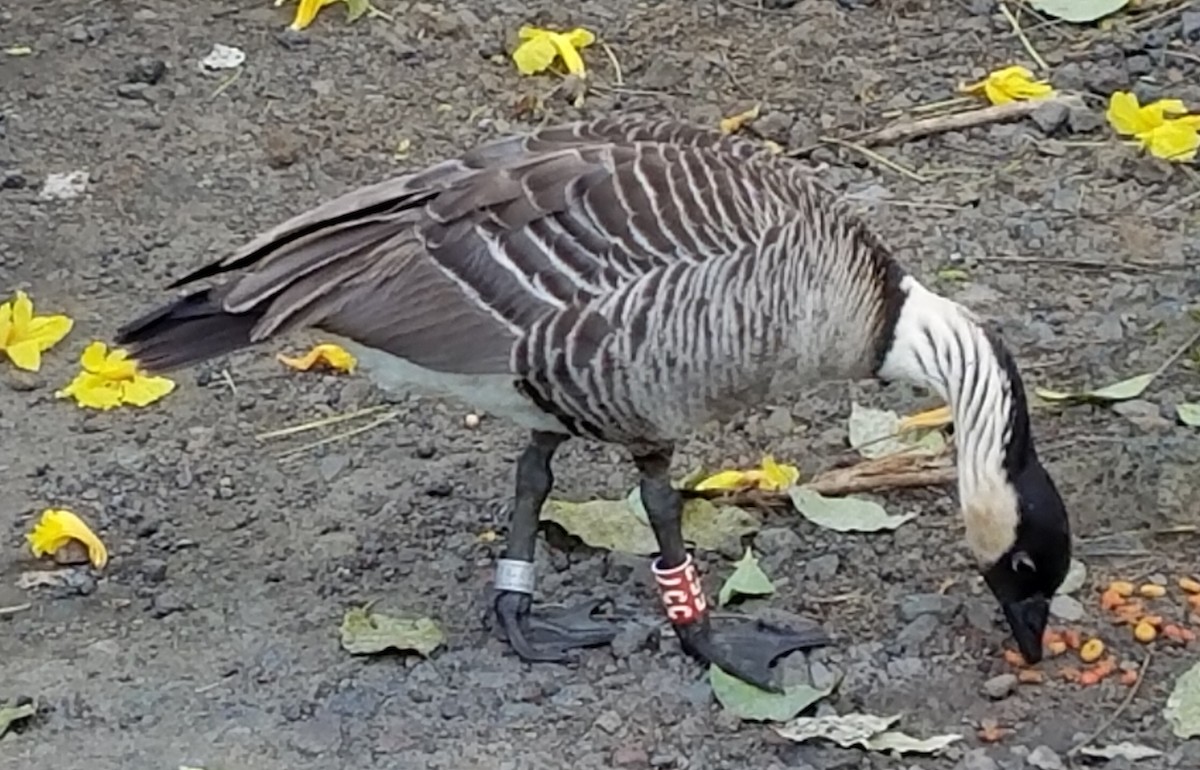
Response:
[962,475,1020,567]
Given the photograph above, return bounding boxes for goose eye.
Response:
[1011,550,1037,573]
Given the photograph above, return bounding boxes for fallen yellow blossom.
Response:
[27,508,108,569]
[56,341,176,410]
[960,65,1054,106]
[512,25,595,77]
[1106,91,1200,163]
[277,342,357,374]
[719,105,761,135]
[0,290,74,372]
[275,0,370,31]
[694,455,800,493]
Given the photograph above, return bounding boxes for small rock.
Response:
[899,592,960,621]
[1,169,26,189]
[1027,745,1065,770]
[116,82,150,100]
[611,622,656,658]
[965,599,996,632]
[896,613,939,650]
[594,710,622,734]
[1049,594,1085,622]
[808,660,842,690]
[318,454,349,482]
[139,558,168,583]
[805,553,839,581]
[613,744,650,768]
[128,56,167,84]
[66,23,90,43]
[756,526,802,557]
[1067,104,1104,134]
[762,406,794,434]
[151,590,190,618]
[1030,101,1069,135]
[957,749,1000,770]
[1183,11,1200,41]
[3,368,41,390]
[1111,399,1169,430]
[982,673,1018,700]
[1125,55,1153,77]
[1057,558,1087,595]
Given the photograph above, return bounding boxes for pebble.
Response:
[755,526,803,557]
[611,622,656,658]
[127,56,167,85]
[1027,745,1065,770]
[151,590,190,618]
[1184,11,1200,41]
[805,553,840,581]
[594,710,622,734]
[896,613,939,650]
[1112,399,1170,430]
[957,749,1000,770]
[983,673,1018,700]
[1,169,26,189]
[1049,594,1084,622]
[899,592,960,621]
[613,745,650,768]
[1030,101,1068,134]
[116,82,150,100]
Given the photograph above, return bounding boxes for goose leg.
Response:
[635,449,831,693]
[492,431,618,661]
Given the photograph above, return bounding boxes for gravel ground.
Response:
[2,1,1199,769]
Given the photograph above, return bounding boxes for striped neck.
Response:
[875,275,1030,566]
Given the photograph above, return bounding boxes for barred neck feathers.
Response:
[875,276,1031,566]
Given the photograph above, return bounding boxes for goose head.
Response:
[966,456,1071,664]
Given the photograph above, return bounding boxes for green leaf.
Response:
[339,606,445,657]
[718,548,775,606]
[345,0,372,23]
[709,665,831,722]
[1027,0,1131,23]
[1177,402,1200,427]
[936,267,969,282]
[1035,372,1155,404]
[0,701,35,740]
[543,496,760,556]
[847,402,944,460]
[775,713,961,755]
[1164,659,1200,739]
[788,487,916,532]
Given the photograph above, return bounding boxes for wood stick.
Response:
[860,95,1082,147]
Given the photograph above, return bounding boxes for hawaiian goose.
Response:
[117,115,1071,691]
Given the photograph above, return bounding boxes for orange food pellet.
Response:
[1119,669,1139,686]
[1110,581,1135,597]
[1134,620,1157,643]
[1018,669,1045,684]
[1042,629,1062,645]
[1187,594,1200,612]
[1079,638,1105,663]
[977,720,1012,743]
[1059,666,1081,683]
[1100,588,1126,611]
[1079,670,1101,686]
[1179,577,1200,594]
[1138,583,1167,598]
[1141,614,1164,628]
[1003,649,1027,667]
[1163,624,1197,643]
[1093,656,1118,677]
[1047,640,1068,656]
[1062,629,1082,649]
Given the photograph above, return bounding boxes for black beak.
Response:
[1001,595,1049,663]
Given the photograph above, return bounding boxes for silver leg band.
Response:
[494,558,536,595]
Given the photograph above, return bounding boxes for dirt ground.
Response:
[2,1,1199,768]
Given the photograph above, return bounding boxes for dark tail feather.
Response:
[114,289,264,373]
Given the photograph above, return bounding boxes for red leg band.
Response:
[651,553,708,625]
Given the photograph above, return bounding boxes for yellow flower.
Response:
[1106,91,1200,162]
[277,342,357,374]
[694,455,801,493]
[27,508,108,569]
[56,341,176,410]
[512,25,595,78]
[0,290,74,372]
[960,65,1054,106]
[275,0,370,31]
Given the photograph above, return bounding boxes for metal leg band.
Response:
[494,558,536,595]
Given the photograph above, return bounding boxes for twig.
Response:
[0,603,32,616]
[276,409,402,460]
[820,137,928,182]
[1150,187,1200,218]
[1067,649,1152,757]
[999,2,1049,72]
[600,43,624,86]
[1150,322,1200,380]
[256,405,390,440]
[860,95,1081,147]
[983,254,1176,272]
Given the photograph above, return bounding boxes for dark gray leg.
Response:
[493,431,618,661]
[636,447,831,692]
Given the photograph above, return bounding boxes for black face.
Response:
[982,458,1072,663]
